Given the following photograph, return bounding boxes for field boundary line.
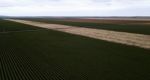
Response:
[6,19,150,49]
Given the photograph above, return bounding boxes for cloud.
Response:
[0,0,150,16]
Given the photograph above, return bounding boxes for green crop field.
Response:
[0,20,43,32]
[21,18,150,35]
[0,19,150,80]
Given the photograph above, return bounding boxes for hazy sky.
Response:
[0,0,150,16]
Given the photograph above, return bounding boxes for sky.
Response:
[0,0,150,16]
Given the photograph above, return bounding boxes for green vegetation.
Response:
[0,19,42,32]
[0,20,150,80]
[22,18,150,35]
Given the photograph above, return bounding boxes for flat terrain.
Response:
[84,17,150,21]
[22,18,150,35]
[0,19,150,80]
[7,19,150,49]
[0,20,42,32]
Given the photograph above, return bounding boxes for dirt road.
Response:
[6,19,150,49]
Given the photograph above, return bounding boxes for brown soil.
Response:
[54,18,150,25]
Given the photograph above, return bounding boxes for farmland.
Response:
[0,18,150,80]
[0,19,42,32]
[21,18,150,35]
[7,19,150,49]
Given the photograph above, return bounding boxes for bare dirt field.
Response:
[51,18,150,25]
[6,19,150,49]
